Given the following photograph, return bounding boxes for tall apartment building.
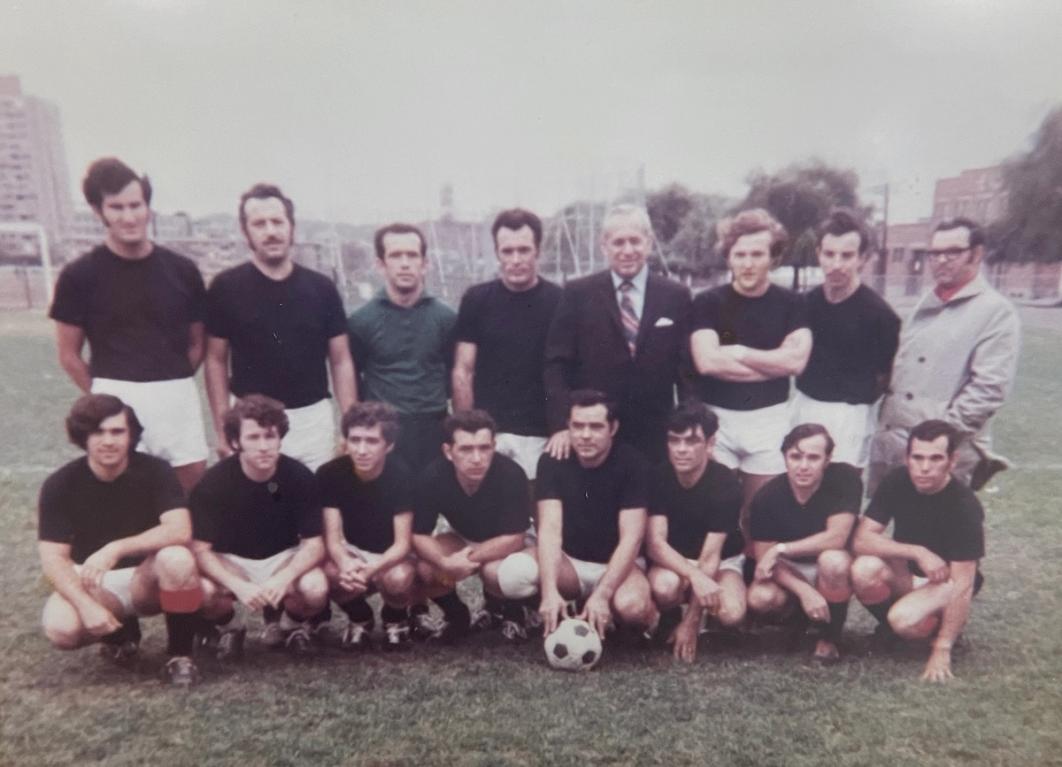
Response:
[0,75,73,255]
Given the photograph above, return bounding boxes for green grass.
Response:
[2,310,1061,766]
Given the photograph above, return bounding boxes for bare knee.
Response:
[851,556,888,590]
[747,582,786,615]
[379,562,416,601]
[649,568,684,609]
[42,599,85,650]
[888,600,941,639]
[818,550,852,581]
[612,585,653,628]
[154,546,198,585]
[296,568,329,606]
[716,589,747,627]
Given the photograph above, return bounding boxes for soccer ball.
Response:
[544,619,602,672]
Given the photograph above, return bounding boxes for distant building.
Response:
[0,75,73,258]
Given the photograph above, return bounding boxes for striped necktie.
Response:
[618,280,639,357]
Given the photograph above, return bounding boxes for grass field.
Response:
[2,309,1061,766]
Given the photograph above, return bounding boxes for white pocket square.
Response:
[654,317,675,328]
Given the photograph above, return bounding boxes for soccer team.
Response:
[37,156,1021,687]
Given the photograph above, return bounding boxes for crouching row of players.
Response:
[39,390,982,687]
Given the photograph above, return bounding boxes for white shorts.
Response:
[686,554,746,577]
[92,377,208,466]
[219,548,297,586]
[495,433,547,479]
[780,557,818,585]
[565,554,647,600]
[712,401,790,475]
[74,565,136,616]
[791,391,876,468]
[282,399,337,471]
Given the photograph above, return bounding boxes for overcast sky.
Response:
[3,0,1060,225]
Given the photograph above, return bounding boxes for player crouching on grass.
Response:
[410,410,533,642]
[646,402,747,663]
[747,423,860,663]
[317,402,418,651]
[191,395,328,659]
[496,390,657,642]
[38,394,203,686]
[851,420,985,683]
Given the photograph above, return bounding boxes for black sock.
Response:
[340,598,373,624]
[381,604,407,625]
[263,605,282,624]
[309,605,333,627]
[825,601,849,643]
[501,600,525,623]
[434,591,469,623]
[483,593,504,616]
[864,598,894,626]
[165,613,198,657]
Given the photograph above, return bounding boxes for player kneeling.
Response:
[646,403,747,663]
[852,420,985,683]
[747,423,859,663]
[38,395,203,686]
[191,395,328,659]
[496,390,657,643]
[411,410,533,642]
[317,402,418,650]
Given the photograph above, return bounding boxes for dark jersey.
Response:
[536,443,649,564]
[797,284,901,404]
[691,283,807,410]
[205,262,347,408]
[49,244,205,381]
[316,454,412,553]
[865,467,985,575]
[749,463,863,563]
[649,460,744,561]
[413,454,531,541]
[38,453,185,568]
[190,455,322,559]
[454,278,562,436]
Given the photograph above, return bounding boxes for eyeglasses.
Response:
[926,247,971,262]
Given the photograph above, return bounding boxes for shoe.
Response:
[470,606,498,632]
[286,626,312,657]
[195,622,220,654]
[811,639,841,666]
[431,619,470,645]
[408,606,435,642]
[500,619,527,643]
[382,621,411,651]
[522,605,543,631]
[260,621,286,650]
[216,627,246,662]
[311,620,341,648]
[99,640,139,665]
[163,656,199,687]
[341,620,374,652]
[868,622,898,654]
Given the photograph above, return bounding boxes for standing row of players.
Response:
[39,156,1017,685]
[41,391,982,687]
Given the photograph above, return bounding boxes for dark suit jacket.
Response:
[544,270,692,460]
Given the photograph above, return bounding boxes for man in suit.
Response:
[544,204,692,463]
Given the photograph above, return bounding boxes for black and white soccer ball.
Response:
[544,618,602,671]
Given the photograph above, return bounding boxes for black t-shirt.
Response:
[749,463,863,562]
[536,442,649,564]
[649,460,744,560]
[190,455,322,559]
[38,453,185,568]
[317,454,412,553]
[205,262,348,408]
[454,278,562,436]
[691,283,807,410]
[865,467,985,574]
[49,244,205,381]
[797,285,901,404]
[413,454,531,541]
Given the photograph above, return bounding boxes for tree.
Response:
[647,185,730,277]
[737,159,869,289]
[992,105,1062,263]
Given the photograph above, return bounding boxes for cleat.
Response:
[260,621,287,650]
[163,656,199,687]
[286,626,312,657]
[99,639,140,665]
[382,621,411,651]
[500,619,527,643]
[811,639,841,666]
[341,620,374,652]
[216,627,246,662]
[196,623,221,654]
[522,606,543,632]
[409,607,438,642]
[470,606,497,632]
[431,619,469,645]
[310,621,341,648]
